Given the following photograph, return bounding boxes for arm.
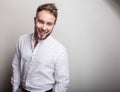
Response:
[11,40,21,92]
[53,49,69,92]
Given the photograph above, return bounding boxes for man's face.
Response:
[34,10,56,40]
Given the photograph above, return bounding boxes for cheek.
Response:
[48,26,54,31]
[35,23,41,28]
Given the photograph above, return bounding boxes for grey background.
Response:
[0,0,120,92]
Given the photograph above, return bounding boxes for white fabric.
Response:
[11,33,69,92]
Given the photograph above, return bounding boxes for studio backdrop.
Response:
[0,0,120,92]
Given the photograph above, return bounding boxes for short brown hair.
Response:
[36,3,58,23]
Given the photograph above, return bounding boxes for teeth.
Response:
[38,29,48,33]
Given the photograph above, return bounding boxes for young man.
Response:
[11,3,69,92]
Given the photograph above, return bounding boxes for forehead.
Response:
[36,10,55,23]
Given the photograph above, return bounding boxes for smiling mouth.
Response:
[38,29,48,32]
[38,29,48,34]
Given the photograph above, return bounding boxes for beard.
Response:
[34,27,52,40]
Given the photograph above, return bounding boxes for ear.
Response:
[34,17,36,24]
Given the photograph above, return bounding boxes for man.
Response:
[11,3,69,92]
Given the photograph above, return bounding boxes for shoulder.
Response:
[48,36,67,52]
[16,33,32,48]
[18,33,32,41]
[17,33,33,44]
[49,37,68,62]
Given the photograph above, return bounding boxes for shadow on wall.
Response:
[105,0,120,17]
[1,54,13,92]
[0,34,16,92]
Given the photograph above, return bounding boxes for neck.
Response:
[34,39,38,48]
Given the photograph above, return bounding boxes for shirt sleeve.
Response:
[11,39,21,92]
[53,49,69,92]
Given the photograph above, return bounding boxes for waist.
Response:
[22,87,53,92]
[21,83,54,92]
[22,80,54,90]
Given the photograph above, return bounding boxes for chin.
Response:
[38,35,47,40]
[39,33,51,40]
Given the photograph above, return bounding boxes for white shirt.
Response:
[11,33,69,92]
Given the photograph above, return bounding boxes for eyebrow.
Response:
[36,18,54,25]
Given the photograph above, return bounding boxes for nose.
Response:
[41,24,46,31]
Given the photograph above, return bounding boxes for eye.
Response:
[47,22,53,26]
[37,19,44,24]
